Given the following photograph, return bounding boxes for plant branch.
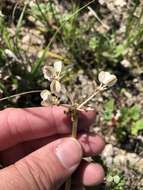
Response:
[78,84,104,109]
[65,106,78,190]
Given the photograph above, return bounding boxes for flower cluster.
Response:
[40,61,117,108]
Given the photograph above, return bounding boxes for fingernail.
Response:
[56,138,82,171]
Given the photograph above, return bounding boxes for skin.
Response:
[0,106,105,190]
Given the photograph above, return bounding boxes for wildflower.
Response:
[98,71,117,87]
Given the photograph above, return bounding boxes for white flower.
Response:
[98,71,117,87]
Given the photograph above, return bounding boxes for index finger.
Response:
[0,106,96,150]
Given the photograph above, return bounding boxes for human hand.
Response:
[0,106,105,190]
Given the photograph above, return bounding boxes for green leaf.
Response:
[113,175,121,184]
[129,104,141,121]
[103,99,114,122]
[0,82,5,91]
[89,37,97,50]
[106,175,113,183]
[31,3,51,16]
[16,3,27,36]
[114,44,125,57]
[120,107,130,126]
[131,119,143,136]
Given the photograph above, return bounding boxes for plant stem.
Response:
[71,107,78,138]
[78,85,104,109]
[0,90,42,101]
[65,107,78,190]
[64,85,105,190]
[65,178,71,190]
[87,6,109,30]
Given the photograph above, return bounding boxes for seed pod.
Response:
[41,100,49,107]
[50,80,61,96]
[42,65,56,81]
[50,96,59,105]
[41,96,59,106]
[98,71,117,87]
[54,61,62,73]
[40,90,51,101]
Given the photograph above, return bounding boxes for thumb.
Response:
[0,138,82,190]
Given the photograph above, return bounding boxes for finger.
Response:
[1,133,105,165]
[0,138,83,190]
[0,106,96,150]
[78,133,105,157]
[73,160,105,186]
[23,133,105,158]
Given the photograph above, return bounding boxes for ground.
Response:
[0,0,143,189]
